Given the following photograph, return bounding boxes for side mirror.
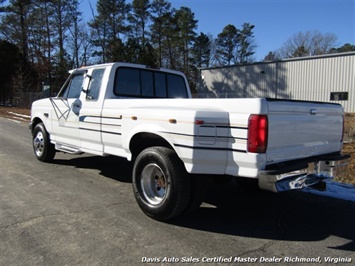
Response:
[71,98,82,115]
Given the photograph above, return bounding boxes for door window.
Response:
[87,69,105,100]
[59,74,84,99]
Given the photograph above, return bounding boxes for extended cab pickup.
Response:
[30,62,350,220]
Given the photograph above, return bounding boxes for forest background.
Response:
[0,0,354,107]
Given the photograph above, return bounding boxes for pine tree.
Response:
[236,23,255,63]
[128,0,150,45]
[192,32,211,68]
[150,0,173,67]
[0,0,32,64]
[174,6,197,73]
[127,0,155,64]
[215,24,238,66]
[88,0,130,62]
[263,51,277,61]
[67,0,82,68]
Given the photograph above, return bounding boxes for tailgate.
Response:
[266,99,344,165]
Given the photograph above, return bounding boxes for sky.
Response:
[80,0,355,61]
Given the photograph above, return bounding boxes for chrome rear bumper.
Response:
[258,154,350,192]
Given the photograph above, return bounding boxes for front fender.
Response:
[30,98,53,134]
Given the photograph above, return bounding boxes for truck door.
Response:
[50,70,86,148]
[78,67,106,153]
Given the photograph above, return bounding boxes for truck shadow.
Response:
[52,154,133,183]
[52,154,355,251]
[171,180,355,251]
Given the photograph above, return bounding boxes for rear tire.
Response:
[132,147,190,221]
[32,123,56,162]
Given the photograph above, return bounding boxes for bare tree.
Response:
[277,30,338,58]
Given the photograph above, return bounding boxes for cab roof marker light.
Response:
[146,65,160,70]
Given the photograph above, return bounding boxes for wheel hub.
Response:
[33,132,44,157]
[141,164,167,205]
[155,175,166,190]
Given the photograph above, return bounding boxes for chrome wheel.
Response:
[33,131,45,157]
[32,123,55,162]
[141,163,168,205]
[132,147,190,221]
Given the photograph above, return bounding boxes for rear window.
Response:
[114,67,187,98]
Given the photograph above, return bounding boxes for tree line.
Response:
[0,0,354,106]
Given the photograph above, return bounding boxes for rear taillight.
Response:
[248,115,268,153]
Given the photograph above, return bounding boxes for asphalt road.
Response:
[1,117,354,265]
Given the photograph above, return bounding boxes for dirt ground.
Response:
[0,107,31,117]
[339,113,355,184]
[1,106,354,185]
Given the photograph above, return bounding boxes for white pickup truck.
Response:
[30,62,349,220]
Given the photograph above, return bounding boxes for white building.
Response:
[198,52,355,112]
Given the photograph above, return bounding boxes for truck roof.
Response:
[69,62,184,76]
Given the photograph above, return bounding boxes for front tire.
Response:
[32,123,56,162]
[132,147,190,221]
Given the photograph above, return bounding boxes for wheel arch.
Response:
[129,132,175,160]
[30,117,43,134]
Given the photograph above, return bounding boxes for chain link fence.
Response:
[0,89,56,109]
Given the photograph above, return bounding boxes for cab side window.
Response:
[87,69,105,100]
[141,70,154,97]
[59,74,84,98]
[114,67,188,98]
[115,68,140,96]
[155,72,167,98]
[167,74,188,98]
